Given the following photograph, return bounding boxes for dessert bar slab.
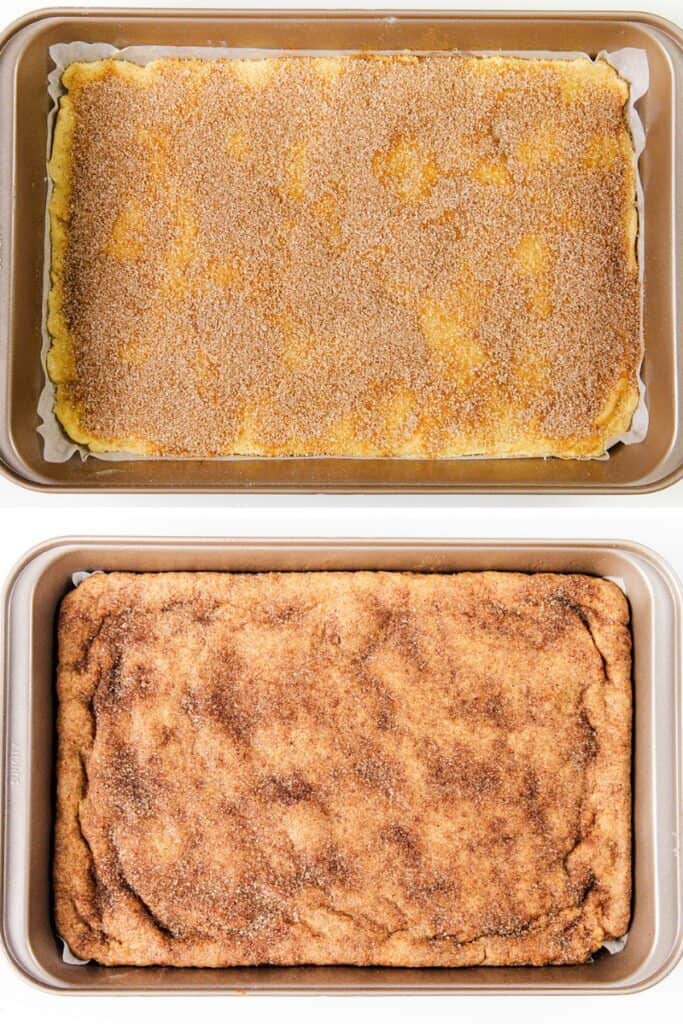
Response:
[48,54,640,459]
[55,569,631,967]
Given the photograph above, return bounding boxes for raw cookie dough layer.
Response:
[55,570,632,967]
[47,54,640,459]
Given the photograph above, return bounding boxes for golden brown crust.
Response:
[47,54,640,459]
[54,571,631,967]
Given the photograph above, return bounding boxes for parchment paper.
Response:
[39,43,649,463]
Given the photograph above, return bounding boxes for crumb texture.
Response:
[47,54,640,459]
[54,570,632,967]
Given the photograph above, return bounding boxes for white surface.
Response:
[1,0,682,1022]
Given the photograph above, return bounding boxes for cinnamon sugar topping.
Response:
[54,570,632,966]
[48,55,641,458]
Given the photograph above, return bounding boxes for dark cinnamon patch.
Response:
[182,683,256,743]
[475,597,572,651]
[130,661,156,693]
[353,755,397,793]
[294,843,349,890]
[321,619,342,646]
[430,744,501,800]
[455,686,513,729]
[259,601,307,627]
[488,816,516,849]
[410,874,456,903]
[182,648,259,741]
[354,667,396,731]
[63,606,111,673]
[479,909,534,939]
[522,768,549,835]
[385,824,421,864]
[376,691,396,731]
[107,743,162,818]
[577,709,599,761]
[361,595,428,670]
[93,646,126,715]
[258,773,314,805]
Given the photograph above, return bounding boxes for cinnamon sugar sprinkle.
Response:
[54,570,632,966]
[50,55,641,457]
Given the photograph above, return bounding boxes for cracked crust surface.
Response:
[54,570,631,967]
[47,54,640,459]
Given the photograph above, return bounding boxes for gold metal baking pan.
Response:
[1,537,682,992]
[0,9,682,492]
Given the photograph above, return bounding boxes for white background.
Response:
[1,1,682,1022]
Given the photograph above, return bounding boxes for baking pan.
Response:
[0,9,682,493]
[1,537,681,993]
